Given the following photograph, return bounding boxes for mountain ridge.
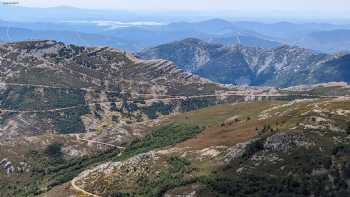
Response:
[139,38,350,87]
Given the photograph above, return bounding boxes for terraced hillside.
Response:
[0,40,290,196]
[55,96,350,197]
[0,40,229,141]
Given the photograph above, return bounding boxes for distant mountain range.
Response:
[139,38,350,87]
[0,26,134,49]
[298,29,350,52]
[0,19,282,51]
[1,10,350,52]
[232,21,350,52]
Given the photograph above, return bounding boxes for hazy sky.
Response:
[17,0,350,12]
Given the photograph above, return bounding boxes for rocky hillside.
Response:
[0,40,288,196]
[139,38,350,87]
[0,40,231,140]
[50,96,350,197]
[2,40,348,197]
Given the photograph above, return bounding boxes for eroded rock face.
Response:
[264,132,314,153]
[224,138,259,163]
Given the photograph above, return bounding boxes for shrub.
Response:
[142,102,172,119]
[333,144,350,156]
[344,161,350,178]
[112,115,119,123]
[45,143,63,157]
[242,139,264,159]
[102,192,130,197]
[124,123,201,157]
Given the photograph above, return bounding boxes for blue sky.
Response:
[17,0,350,12]
[7,0,348,20]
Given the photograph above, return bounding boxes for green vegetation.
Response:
[0,86,86,110]
[344,161,350,178]
[119,123,201,159]
[242,139,264,160]
[104,156,194,197]
[112,115,119,123]
[139,156,193,197]
[107,92,122,102]
[333,143,350,156]
[46,123,200,189]
[141,101,173,119]
[3,95,350,197]
[110,102,118,111]
[179,98,216,112]
[280,86,350,98]
[0,86,90,134]
[0,112,16,124]
[44,105,90,133]
[258,124,275,135]
[200,173,349,197]
[198,135,350,197]
[45,143,63,158]
[199,155,348,196]
[2,123,201,197]
[102,192,130,197]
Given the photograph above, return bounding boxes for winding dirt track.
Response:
[71,176,101,197]
[75,134,125,149]
[0,82,298,114]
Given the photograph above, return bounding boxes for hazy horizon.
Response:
[4,0,348,20]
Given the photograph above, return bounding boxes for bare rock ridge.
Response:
[139,38,350,87]
[0,40,213,96]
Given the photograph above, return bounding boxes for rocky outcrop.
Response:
[0,158,30,175]
[73,151,162,195]
[164,184,200,197]
[263,132,314,153]
[224,138,260,163]
[224,131,315,163]
[0,159,14,175]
